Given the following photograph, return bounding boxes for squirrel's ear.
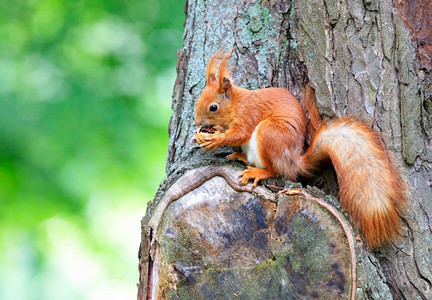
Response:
[222,77,231,90]
[218,51,232,97]
[221,77,232,99]
[207,73,217,84]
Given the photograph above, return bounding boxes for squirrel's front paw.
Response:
[193,126,224,151]
[197,133,225,151]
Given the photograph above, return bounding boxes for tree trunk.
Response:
[138,0,432,299]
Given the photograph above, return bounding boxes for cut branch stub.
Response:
[142,166,356,300]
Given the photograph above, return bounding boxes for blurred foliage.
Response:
[0,0,184,299]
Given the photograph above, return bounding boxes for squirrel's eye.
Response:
[209,104,218,112]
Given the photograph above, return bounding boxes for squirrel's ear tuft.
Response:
[219,50,232,94]
[205,49,233,90]
[206,50,223,85]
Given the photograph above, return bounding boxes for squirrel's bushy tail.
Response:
[301,118,407,249]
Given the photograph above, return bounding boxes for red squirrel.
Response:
[194,51,407,249]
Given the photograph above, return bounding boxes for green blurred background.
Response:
[0,0,184,299]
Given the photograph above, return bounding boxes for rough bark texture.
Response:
[138,0,432,299]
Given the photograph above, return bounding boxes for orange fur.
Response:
[206,50,224,84]
[218,51,232,91]
[301,118,407,248]
[194,51,407,249]
[301,83,321,142]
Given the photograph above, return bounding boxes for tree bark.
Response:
[138,0,432,299]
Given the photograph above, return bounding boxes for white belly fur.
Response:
[241,125,264,168]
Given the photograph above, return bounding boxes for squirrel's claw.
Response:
[239,166,257,186]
